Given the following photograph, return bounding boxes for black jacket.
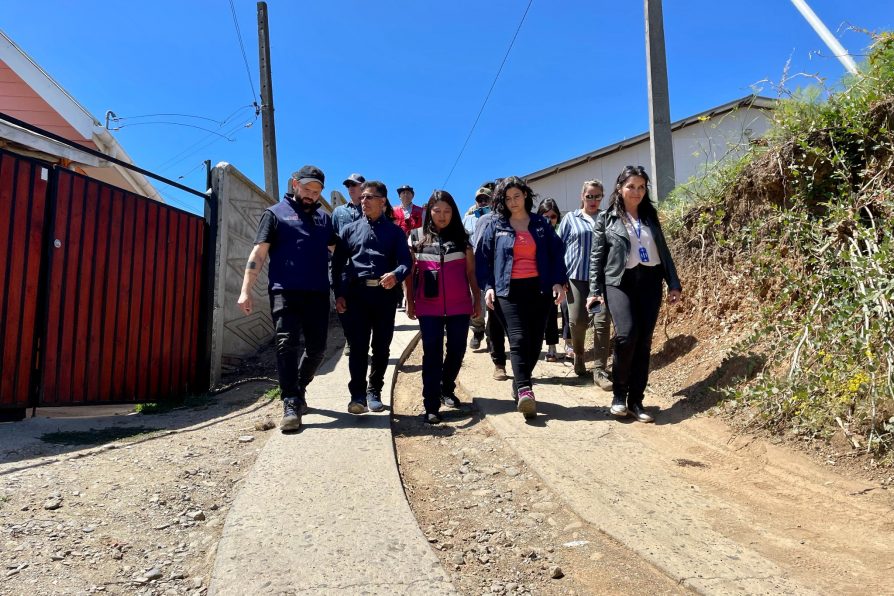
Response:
[589,209,681,296]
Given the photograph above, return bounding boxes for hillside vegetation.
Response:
[664,32,894,463]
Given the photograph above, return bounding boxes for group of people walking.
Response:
[237,163,682,432]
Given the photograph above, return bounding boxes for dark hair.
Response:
[360,180,387,198]
[360,180,394,220]
[492,176,535,217]
[480,181,496,191]
[415,190,468,250]
[609,165,658,222]
[536,197,562,221]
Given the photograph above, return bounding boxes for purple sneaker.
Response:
[516,388,537,419]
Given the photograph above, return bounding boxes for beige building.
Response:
[525,95,774,213]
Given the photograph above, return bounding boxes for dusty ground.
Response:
[0,383,281,596]
[390,307,894,594]
[393,348,686,596]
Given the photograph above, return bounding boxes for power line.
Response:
[152,106,256,172]
[228,0,260,108]
[441,0,534,187]
[112,121,240,140]
[110,112,222,123]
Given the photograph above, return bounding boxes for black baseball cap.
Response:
[343,173,365,186]
[294,165,325,187]
[396,185,414,194]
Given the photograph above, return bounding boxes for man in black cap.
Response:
[332,180,411,414]
[237,165,335,432]
[332,173,365,234]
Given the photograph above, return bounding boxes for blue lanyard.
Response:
[625,212,650,263]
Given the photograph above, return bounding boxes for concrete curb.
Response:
[209,312,455,595]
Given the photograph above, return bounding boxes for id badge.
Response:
[639,246,650,263]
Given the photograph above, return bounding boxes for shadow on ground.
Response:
[658,351,766,426]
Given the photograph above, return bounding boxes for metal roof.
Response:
[524,95,776,183]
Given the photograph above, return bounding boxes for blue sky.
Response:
[3,1,893,214]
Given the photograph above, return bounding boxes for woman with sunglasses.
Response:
[587,166,682,422]
[405,190,481,424]
[536,198,570,363]
[557,180,613,389]
[476,177,567,419]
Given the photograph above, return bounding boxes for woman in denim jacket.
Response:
[406,190,481,424]
[586,166,682,423]
[476,177,567,419]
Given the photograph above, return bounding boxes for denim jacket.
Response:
[589,209,681,297]
[475,213,567,297]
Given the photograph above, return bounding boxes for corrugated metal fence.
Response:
[0,148,209,412]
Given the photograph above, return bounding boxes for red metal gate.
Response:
[0,151,48,409]
[0,149,209,411]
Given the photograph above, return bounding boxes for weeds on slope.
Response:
[665,32,894,462]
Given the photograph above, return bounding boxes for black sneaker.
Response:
[280,397,301,432]
[609,396,628,417]
[422,411,442,424]
[441,392,461,408]
[629,403,654,423]
[470,335,482,350]
[367,390,385,412]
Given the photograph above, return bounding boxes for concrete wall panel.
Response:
[210,163,276,386]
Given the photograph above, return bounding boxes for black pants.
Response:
[487,306,507,366]
[604,265,664,405]
[495,278,550,395]
[342,285,398,399]
[419,314,469,414]
[269,290,330,400]
[544,302,570,345]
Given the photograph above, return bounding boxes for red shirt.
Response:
[394,203,424,236]
[511,231,538,279]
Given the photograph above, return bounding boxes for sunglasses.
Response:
[360,194,384,200]
[584,194,603,200]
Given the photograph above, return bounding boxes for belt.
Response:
[356,278,381,287]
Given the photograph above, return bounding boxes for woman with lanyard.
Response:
[477,177,567,419]
[586,166,682,422]
[406,190,481,424]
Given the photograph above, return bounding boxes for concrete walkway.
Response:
[210,313,454,595]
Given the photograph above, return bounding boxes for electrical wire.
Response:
[228,0,259,106]
[152,106,256,172]
[110,113,222,123]
[112,121,239,140]
[441,0,534,187]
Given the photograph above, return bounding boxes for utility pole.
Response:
[257,1,279,200]
[644,0,675,201]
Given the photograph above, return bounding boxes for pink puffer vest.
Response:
[413,237,473,317]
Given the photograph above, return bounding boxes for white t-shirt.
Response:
[622,216,661,269]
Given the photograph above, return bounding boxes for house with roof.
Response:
[525,95,775,213]
[0,29,161,201]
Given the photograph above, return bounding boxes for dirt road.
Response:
[396,341,894,594]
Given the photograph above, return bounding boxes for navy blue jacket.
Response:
[331,214,412,298]
[475,212,567,297]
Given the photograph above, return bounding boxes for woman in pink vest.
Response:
[406,190,482,424]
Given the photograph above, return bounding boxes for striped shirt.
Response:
[557,209,596,281]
